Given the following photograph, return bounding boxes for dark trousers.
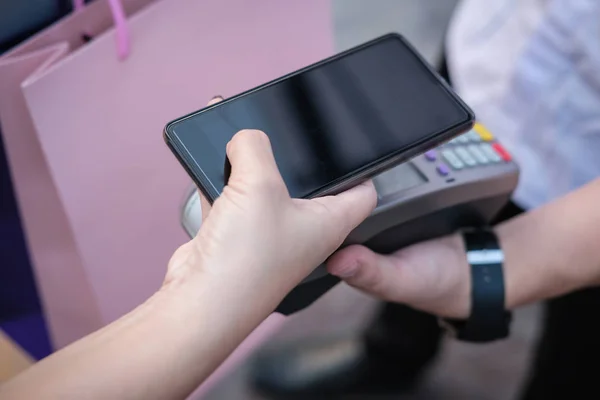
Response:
[362,55,600,394]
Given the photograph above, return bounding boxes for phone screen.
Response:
[167,35,471,199]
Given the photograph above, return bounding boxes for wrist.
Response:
[161,255,293,320]
[496,219,596,309]
[495,222,528,310]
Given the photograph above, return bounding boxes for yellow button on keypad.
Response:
[474,122,494,141]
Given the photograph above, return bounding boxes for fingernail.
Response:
[330,260,359,278]
[211,95,223,100]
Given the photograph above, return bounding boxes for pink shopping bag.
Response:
[0,0,333,394]
[0,0,156,349]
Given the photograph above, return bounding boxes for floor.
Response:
[205,1,543,399]
[206,287,541,400]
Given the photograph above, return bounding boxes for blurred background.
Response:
[0,1,541,399]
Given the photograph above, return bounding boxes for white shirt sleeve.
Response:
[446,0,600,209]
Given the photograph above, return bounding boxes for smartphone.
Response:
[164,33,474,203]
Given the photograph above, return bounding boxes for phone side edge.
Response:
[163,126,219,204]
[396,33,476,123]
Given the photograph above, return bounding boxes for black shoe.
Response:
[250,336,420,399]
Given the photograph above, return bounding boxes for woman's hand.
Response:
[166,97,378,305]
[0,96,375,400]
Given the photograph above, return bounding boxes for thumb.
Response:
[311,180,377,236]
[226,129,284,186]
[326,244,406,301]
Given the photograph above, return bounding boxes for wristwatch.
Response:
[440,228,512,342]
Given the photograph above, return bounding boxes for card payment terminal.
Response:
[180,122,519,315]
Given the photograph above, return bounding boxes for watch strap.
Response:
[444,229,511,342]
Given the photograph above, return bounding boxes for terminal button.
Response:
[474,123,494,141]
[455,147,477,167]
[424,150,437,161]
[492,143,512,161]
[479,143,502,163]
[437,164,450,176]
[466,130,482,142]
[467,145,489,164]
[457,135,470,143]
[442,149,465,170]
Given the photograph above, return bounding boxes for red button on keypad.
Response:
[492,143,511,161]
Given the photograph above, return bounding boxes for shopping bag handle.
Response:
[73,0,130,60]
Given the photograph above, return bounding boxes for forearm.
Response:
[0,267,288,400]
[498,178,600,309]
